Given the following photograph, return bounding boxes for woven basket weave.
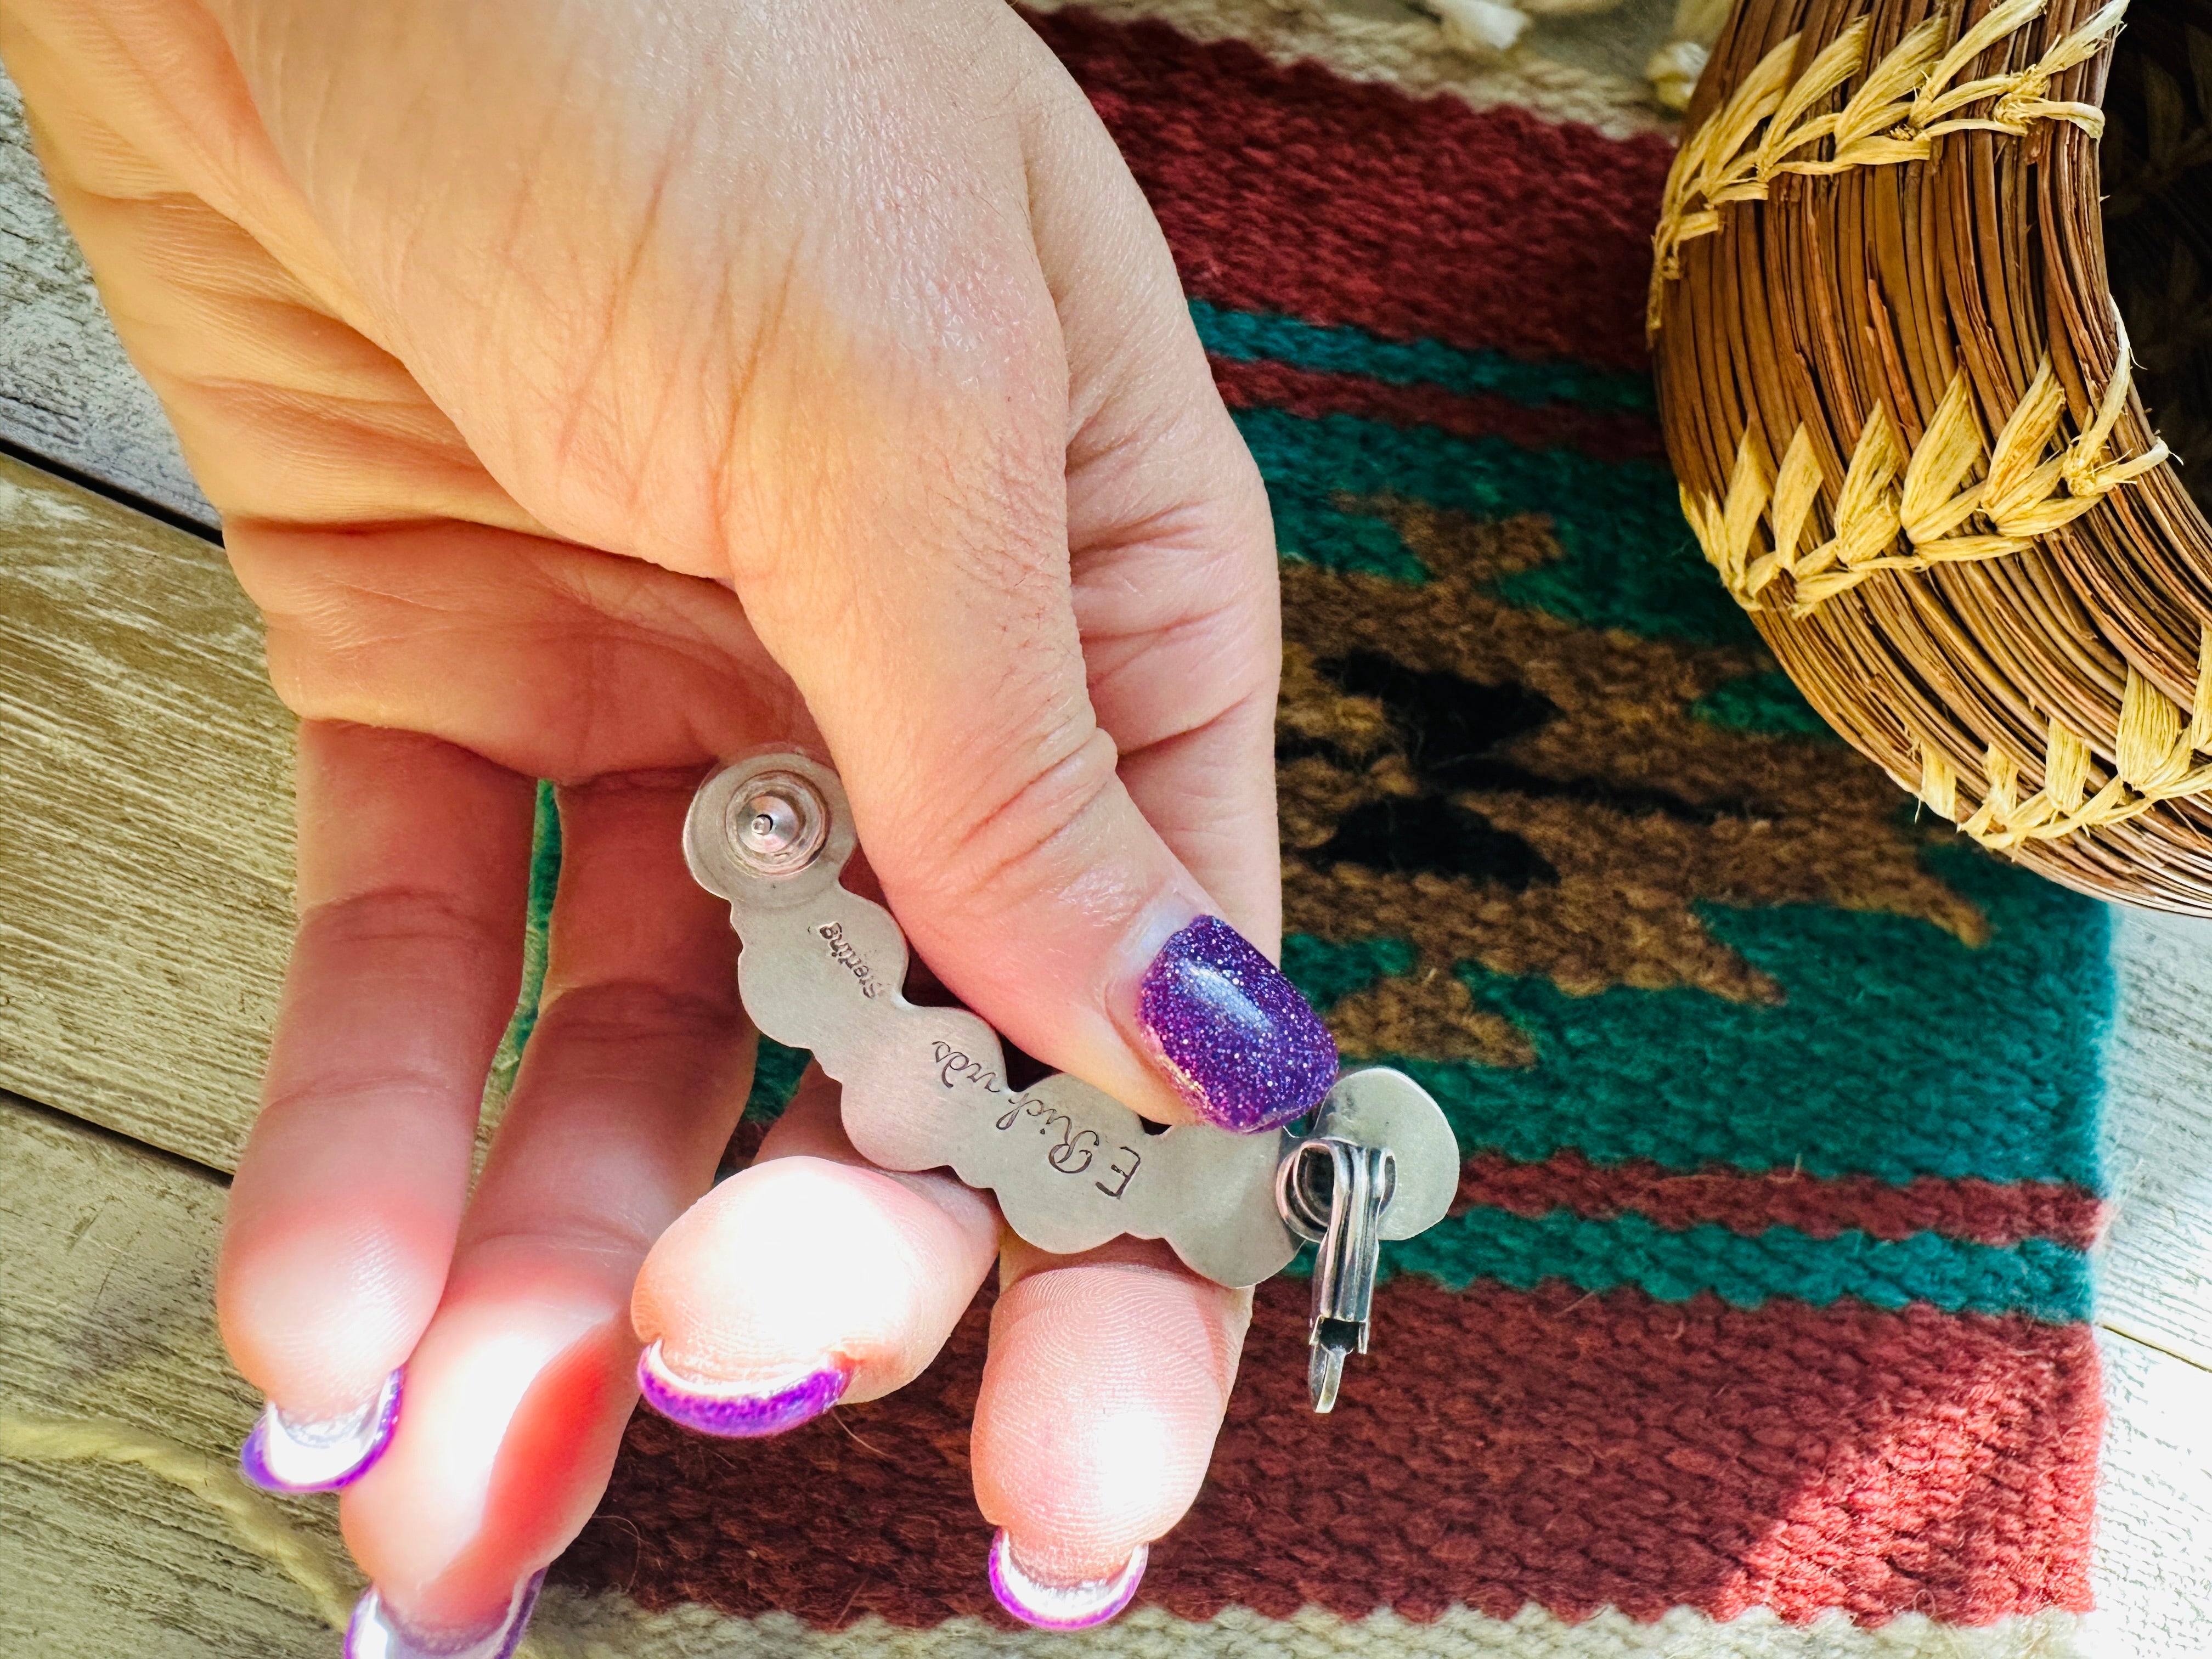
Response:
[1652,0,2212,910]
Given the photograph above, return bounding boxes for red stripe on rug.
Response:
[1210,357,1668,461]
[1457,1149,2107,1249]
[1027,7,1674,373]
[557,1277,2099,1629]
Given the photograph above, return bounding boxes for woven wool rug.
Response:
[523,5,2114,1654]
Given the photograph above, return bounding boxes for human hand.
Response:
[0,0,1337,1644]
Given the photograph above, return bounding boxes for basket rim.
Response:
[1651,0,2212,910]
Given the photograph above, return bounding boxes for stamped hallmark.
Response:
[816,920,886,998]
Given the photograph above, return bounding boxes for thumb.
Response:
[736,354,1332,1133]
[725,39,1330,1133]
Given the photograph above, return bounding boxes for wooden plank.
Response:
[0,1093,349,1658]
[2091,1328,2212,1655]
[0,449,292,1172]
[2101,908,2212,1373]
[0,69,215,529]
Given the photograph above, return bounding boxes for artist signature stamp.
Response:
[930,1040,1143,1199]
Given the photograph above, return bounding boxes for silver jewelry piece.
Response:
[686,752,1461,1408]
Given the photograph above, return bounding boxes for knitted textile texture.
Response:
[532,6,2113,1654]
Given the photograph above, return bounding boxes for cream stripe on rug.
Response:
[1023,0,1677,137]
[525,1589,2088,1659]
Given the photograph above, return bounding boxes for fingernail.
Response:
[238,1367,403,1494]
[345,1571,543,1659]
[635,1340,848,1437]
[1135,915,1338,1131]
[988,1530,1148,1630]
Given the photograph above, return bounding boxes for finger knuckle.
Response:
[919,720,1126,913]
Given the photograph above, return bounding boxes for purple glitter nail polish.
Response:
[345,1570,544,1659]
[1136,915,1339,1132]
[988,1531,1148,1631]
[635,1342,848,1437]
[238,1367,404,1494]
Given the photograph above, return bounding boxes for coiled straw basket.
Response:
[1652,0,2212,910]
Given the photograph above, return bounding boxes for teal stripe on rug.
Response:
[1689,670,1843,742]
[1190,299,1655,413]
[747,1038,811,1120]
[1231,405,1756,648]
[1284,844,2108,1189]
[487,778,563,1102]
[1372,1207,2091,1323]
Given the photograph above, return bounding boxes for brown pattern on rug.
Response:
[1325,966,1536,1066]
[1277,499,1989,1030]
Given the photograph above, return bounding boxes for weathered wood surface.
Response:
[2091,1328,2212,1656]
[2103,909,2212,1374]
[0,1093,347,1658]
[0,451,292,1173]
[0,72,214,530]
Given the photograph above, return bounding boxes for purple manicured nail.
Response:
[238,1367,403,1494]
[988,1531,1148,1630]
[345,1571,544,1659]
[1135,915,1338,1131]
[636,1341,847,1437]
